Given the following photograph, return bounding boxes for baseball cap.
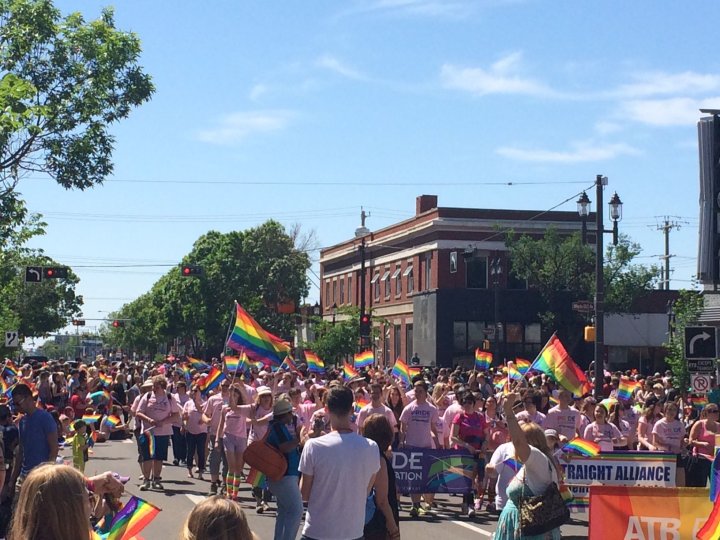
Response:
[544,429,559,439]
[257,386,272,397]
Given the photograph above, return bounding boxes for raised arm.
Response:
[502,392,530,462]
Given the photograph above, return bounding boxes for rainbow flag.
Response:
[354,350,374,369]
[280,355,298,372]
[3,360,18,378]
[691,395,710,408]
[305,351,325,373]
[247,468,266,489]
[179,363,192,379]
[409,366,421,378]
[227,303,291,366]
[144,430,156,458]
[199,367,226,395]
[0,379,9,395]
[188,357,211,371]
[105,415,122,429]
[503,457,521,472]
[391,358,412,387]
[515,358,531,376]
[530,334,592,397]
[82,414,102,424]
[343,361,360,380]
[224,355,241,373]
[563,438,601,457]
[474,349,492,371]
[98,373,113,387]
[617,377,639,401]
[711,451,720,503]
[103,495,160,540]
[494,376,508,392]
[698,496,720,540]
[599,397,618,411]
[88,390,111,405]
[354,397,370,413]
[506,364,522,380]
[549,395,559,406]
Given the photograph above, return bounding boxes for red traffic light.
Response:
[182,267,191,275]
[112,320,125,328]
[360,314,370,323]
[180,264,202,277]
[46,268,55,277]
[43,266,69,279]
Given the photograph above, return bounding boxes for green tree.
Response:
[302,307,362,366]
[0,0,154,194]
[664,289,704,393]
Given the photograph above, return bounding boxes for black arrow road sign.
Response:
[685,326,718,360]
[24,266,42,283]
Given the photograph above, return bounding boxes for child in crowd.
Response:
[71,420,87,472]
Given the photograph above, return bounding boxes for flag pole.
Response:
[228,348,244,387]
[223,301,238,354]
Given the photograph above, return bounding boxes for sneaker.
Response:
[474,499,483,513]
[209,482,218,495]
[417,506,427,517]
[140,480,151,491]
[173,459,179,466]
[152,480,164,491]
[467,507,476,518]
[256,502,265,514]
[409,506,419,518]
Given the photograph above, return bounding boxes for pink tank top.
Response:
[223,405,251,438]
[695,420,716,458]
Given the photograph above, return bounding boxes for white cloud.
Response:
[496,141,640,163]
[196,111,293,145]
[615,71,720,99]
[620,97,720,126]
[249,84,269,101]
[440,52,555,97]
[594,121,623,135]
[315,54,366,81]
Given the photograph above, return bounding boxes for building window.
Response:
[525,323,541,344]
[466,257,488,289]
[394,324,402,361]
[382,269,391,299]
[325,281,330,308]
[453,321,467,351]
[347,275,353,305]
[332,280,337,305]
[404,266,414,294]
[424,252,432,290]
[450,251,457,273]
[468,321,486,349]
[405,323,414,362]
[392,266,402,297]
[339,279,345,305]
[371,272,381,301]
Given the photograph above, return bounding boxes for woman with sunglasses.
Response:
[450,393,488,518]
[687,404,719,487]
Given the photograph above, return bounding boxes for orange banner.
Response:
[589,486,713,540]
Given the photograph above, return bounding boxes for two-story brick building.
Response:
[319,195,591,368]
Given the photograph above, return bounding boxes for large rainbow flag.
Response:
[530,334,591,397]
[102,495,160,540]
[227,303,290,366]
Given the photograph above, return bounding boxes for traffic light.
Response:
[180,265,203,277]
[112,320,125,328]
[482,340,491,350]
[360,313,371,337]
[43,267,69,279]
[71,319,86,326]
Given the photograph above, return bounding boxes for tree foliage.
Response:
[0,0,154,194]
[105,221,311,357]
[664,289,704,393]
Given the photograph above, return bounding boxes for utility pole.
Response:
[355,208,370,350]
[655,218,683,290]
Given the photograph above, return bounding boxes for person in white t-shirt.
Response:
[299,386,380,540]
[543,389,581,441]
[515,391,546,427]
[357,383,397,432]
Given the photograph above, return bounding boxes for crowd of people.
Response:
[0,354,715,539]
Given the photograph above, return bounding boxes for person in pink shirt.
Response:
[357,383,397,432]
[516,391,546,427]
[203,380,231,495]
[543,389,582,441]
[450,393,488,517]
[134,375,181,491]
[400,380,439,517]
[288,387,317,433]
[217,384,253,501]
[652,401,687,486]
[249,387,274,512]
[182,385,208,480]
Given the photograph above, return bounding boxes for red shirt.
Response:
[70,394,86,419]
[452,412,487,451]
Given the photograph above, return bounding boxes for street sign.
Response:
[24,266,42,283]
[483,327,496,338]
[4,331,19,348]
[572,300,594,313]
[684,326,718,360]
[691,374,712,394]
[688,358,716,373]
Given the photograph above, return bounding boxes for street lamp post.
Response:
[355,208,370,351]
[584,175,623,399]
[490,256,503,363]
[331,303,337,325]
[577,191,590,244]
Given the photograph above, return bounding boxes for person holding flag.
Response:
[217,384,254,501]
[182,384,208,480]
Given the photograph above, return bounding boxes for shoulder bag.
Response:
[243,421,288,481]
[519,452,570,536]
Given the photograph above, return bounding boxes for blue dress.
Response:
[493,476,562,540]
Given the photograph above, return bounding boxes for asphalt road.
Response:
[74,439,590,539]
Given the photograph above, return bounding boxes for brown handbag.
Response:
[519,454,570,536]
[243,422,287,481]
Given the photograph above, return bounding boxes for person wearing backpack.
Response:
[265,398,302,540]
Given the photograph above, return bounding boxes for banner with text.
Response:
[392,448,474,494]
[589,486,713,540]
[561,451,676,513]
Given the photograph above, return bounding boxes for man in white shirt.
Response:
[357,383,396,432]
[300,386,380,540]
[543,389,581,441]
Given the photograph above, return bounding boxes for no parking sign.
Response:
[691,373,712,394]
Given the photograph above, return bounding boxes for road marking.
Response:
[186,494,205,505]
[449,520,493,537]
[122,439,134,444]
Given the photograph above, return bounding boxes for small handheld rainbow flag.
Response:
[697,495,720,540]
[599,397,618,411]
[199,367,226,395]
[354,397,370,413]
[354,350,374,369]
[474,349,492,371]
[514,358,531,376]
[280,355,298,372]
[506,364,522,381]
[224,356,241,373]
[82,414,102,424]
[105,415,122,429]
[144,430,156,458]
[0,379,9,395]
[179,363,192,379]
[409,366,421,378]
[188,357,211,372]
[103,495,160,540]
[88,390,111,405]
[617,377,639,401]
[691,395,710,408]
[392,358,412,387]
[503,457,521,472]
[3,360,18,378]
[98,373,113,387]
[563,438,601,457]
[343,361,360,380]
[247,468,266,489]
[305,351,325,373]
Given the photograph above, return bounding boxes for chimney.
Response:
[416,195,438,215]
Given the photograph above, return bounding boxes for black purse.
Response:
[519,454,570,536]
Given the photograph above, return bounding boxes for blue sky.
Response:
[19,0,720,339]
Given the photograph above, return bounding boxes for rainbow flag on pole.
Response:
[199,367,226,395]
[280,355,298,372]
[103,495,160,540]
[104,415,122,429]
[305,351,325,373]
[247,468,266,489]
[82,414,102,424]
[530,334,592,397]
[354,350,374,369]
[224,355,241,373]
[227,302,291,367]
[343,361,360,380]
[474,349,492,371]
[188,357,211,372]
[98,373,113,387]
[698,496,720,540]
[514,358,531,376]
[563,438,601,457]
[617,377,640,401]
[392,358,412,387]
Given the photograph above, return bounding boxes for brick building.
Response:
[319,195,592,368]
